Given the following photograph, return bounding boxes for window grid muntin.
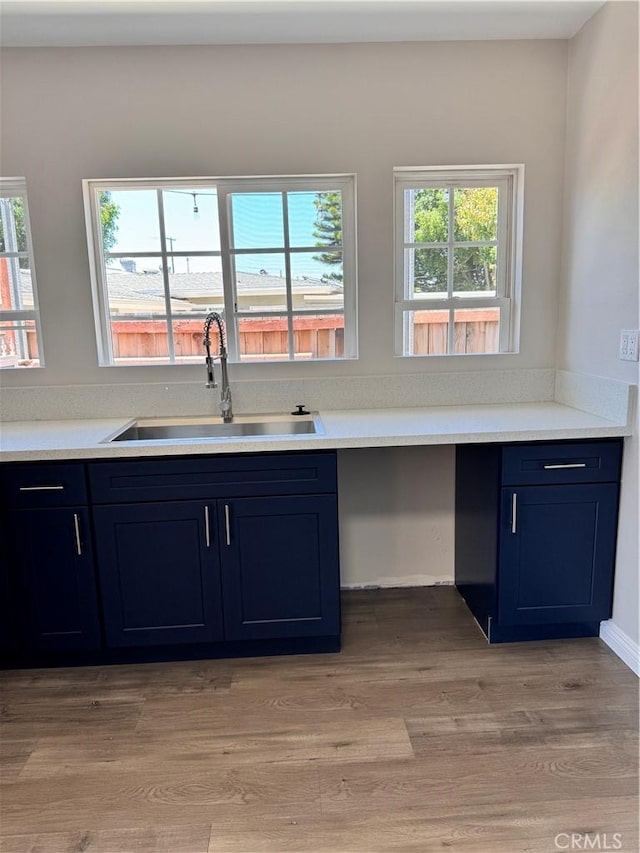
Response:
[281,192,295,358]
[216,177,354,363]
[402,183,504,301]
[86,175,355,366]
[226,190,345,361]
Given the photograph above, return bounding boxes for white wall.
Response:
[0,40,569,587]
[558,2,639,646]
[0,40,567,389]
[338,446,455,588]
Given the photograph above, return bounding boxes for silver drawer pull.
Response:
[224,504,231,546]
[73,513,82,556]
[19,485,65,491]
[543,463,587,470]
[511,492,517,534]
[204,505,211,548]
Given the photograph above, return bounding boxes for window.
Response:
[0,178,44,368]
[83,175,357,366]
[394,166,523,356]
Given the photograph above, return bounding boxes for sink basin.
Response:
[107,413,321,442]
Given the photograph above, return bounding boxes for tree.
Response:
[0,198,31,271]
[412,187,497,293]
[0,197,26,252]
[99,191,120,253]
[454,187,498,290]
[312,191,343,284]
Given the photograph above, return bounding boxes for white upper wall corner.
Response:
[0,0,605,47]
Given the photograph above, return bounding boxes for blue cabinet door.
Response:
[498,484,619,626]
[219,495,340,641]
[93,501,223,647]
[8,507,101,652]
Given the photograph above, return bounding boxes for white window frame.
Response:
[393,165,524,357]
[0,177,44,368]
[83,175,357,366]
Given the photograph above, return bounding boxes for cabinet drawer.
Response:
[1,463,88,508]
[502,441,622,486]
[88,452,337,504]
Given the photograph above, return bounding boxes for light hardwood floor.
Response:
[1,587,638,853]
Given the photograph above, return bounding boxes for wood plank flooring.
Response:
[1,587,638,852]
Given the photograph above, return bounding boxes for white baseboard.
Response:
[341,579,454,590]
[600,620,640,676]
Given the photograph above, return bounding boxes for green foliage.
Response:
[312,191,343,283]
[411,187,498,293]
[0,198,29,269]
[413,188,448,244]
[99,191,120,253]
[0,197,26,248]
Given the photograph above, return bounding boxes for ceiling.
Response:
[1,0,606,48]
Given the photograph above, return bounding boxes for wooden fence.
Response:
[410,309,500,355]
[0,309,500,366]
[111,316,345,362]
[110,309,499,362]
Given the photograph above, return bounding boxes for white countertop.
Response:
[0,401,631,462]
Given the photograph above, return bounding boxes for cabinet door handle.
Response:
[19,485,65,491]
[73,513,83,556]
[511,492,517,534]
[224,504,231,546]
[204,505,211,548]
[543,463,587,470]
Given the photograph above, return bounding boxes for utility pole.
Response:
[165,236,176,273]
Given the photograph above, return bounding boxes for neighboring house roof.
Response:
[16,266,343,313]
[103,269,342,302]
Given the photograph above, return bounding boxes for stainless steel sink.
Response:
[107,414,321,442]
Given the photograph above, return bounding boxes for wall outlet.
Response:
[619,329,639,361]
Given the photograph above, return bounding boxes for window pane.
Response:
[237,315,289,361]
[407,248,448,297]
[234,254,287,311]
[453,307,500,354]
[406,310,449,355]
[110,316,170,365]
[288,191,343,249]
[169,261,224,316]
[102,189,161,254]
[0,257,35,310]
[162,188,221,252]
[453,246,497,295]
[173,317,211,364]
[454,187,498,242]
[407,188,448,243]
[293,314,344,360]
[230,193,284,249]
[290,252,344,311]
[105,256,164,317]
[0,196,27,253]
[105,258,168,359]
[236,313,346,361]
[0,319,40,367]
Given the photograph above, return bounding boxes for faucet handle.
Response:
[291,404,309,416]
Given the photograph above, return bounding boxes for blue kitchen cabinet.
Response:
[1,451,340,666]
[7,506,101,653]
[498,483,619,628]
[455,440,622,643]
[219,495,340,641]
[87,451,341,652]
[92,501,224,648]
[0,463,102,654]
